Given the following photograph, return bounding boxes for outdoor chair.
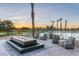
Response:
[35,32,39,39]
[63,37,75,49]
[58,39,67,46]
[58,36,67,46]
[40,33,48,40]
[52,35,60,44]
[49,32,54,39]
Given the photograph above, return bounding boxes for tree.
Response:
[57,20,59,35]
[50,20,54,31]
[59,18,62,36]
[3,20,14,32]
[31,3,35,37]
[59,18,62,30]
[57,20,59,30]
[0,19,14,32]
[46,25,50,30]
[65,19,67,37]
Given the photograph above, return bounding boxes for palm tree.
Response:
[31,3,35,37]
[57,20,59,35]
[59,18,62,36]
[65,19,67,37]
[50,20,54,31]
[52,21,54,31]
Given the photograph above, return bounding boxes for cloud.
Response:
[7,16,26,20]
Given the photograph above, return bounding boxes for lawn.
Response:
[0,29,48,37]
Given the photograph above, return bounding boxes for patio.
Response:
[0,37,79,56]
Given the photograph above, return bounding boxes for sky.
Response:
[0,3,79,28]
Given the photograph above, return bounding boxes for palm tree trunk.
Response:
[59,18,62,37]
[57,20,59,35]
[52,21,54,31]
[31,3,35,37]
[65,20,67,37]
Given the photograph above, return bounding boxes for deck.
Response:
[0,37,79,56]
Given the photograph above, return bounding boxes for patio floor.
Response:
[0,37,79,56]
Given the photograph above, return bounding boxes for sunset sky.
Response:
[0,3,79,28]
